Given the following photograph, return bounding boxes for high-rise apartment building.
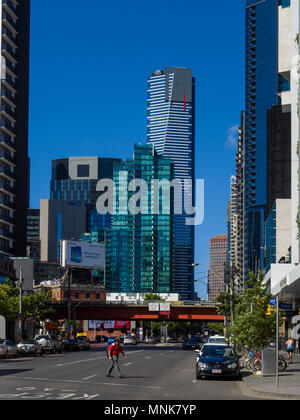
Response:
[26,208,40,260]
[105,144,174,294]
[51,156,122,232]
[147,66,195,300]
[208,234,228,302]
[0,0,30,259]
[245,0,280,275]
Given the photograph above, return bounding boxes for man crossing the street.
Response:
[106,337,126,378]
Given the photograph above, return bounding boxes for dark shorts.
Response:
[287,347,294,353]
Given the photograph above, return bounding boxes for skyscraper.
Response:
[147,67,195,300]
[0,0,30,258]
[105,144,174,294]
[244,0,279,275]
[51,156,122,232]
[208,234,228,302]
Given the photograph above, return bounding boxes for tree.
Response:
[21,290,55,334]
[0,284,18,319]
[144,293,164,302]
[206,322,224,336]
[229,272,281,350]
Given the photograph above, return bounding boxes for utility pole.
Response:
[18,266,23,343]
[67,268,71,339]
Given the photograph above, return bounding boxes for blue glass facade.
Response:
[105,144,174,294]
[265,202,276,272]
[245,0,279,274]
[147,67,195,300]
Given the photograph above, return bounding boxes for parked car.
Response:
[145,336,156,344]
[123,336,137,345]
[17,339,43,357]
[34,334,62,354]
[64,338,81,351]
[0,339,19,358]
[208,335,227,344]
[182,337,201,350]
[196,343,241,380]
[77,336,91,351]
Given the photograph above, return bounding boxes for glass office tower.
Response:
[245,0,279,275]
[0,0,30,258]
[147,67,195,300]
[105,144,174,294]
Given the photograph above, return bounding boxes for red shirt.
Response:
[108,343,123,356]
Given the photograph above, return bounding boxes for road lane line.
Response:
[123,362,131,366]
[56,350,144,367]
[83,375,97,381]
[10,376,177,391]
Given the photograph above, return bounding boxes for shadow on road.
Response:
[0,369,33,377]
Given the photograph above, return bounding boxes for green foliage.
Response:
[0,284,18,319]
[229,272,281,350]
[21,290,54,324]
[144,293,165,302]
[206,322,224,336]
[0,281,54,333]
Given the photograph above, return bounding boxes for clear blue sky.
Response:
[29,0,245,299]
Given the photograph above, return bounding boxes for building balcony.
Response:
[0,135,15,151]
[0,118,15,137]
[0,196,14,210]
[2,12,16,32]
[1,87,16,107]
[0,181,15,195]
[0,151,15,166]
[3,0,17,14]
[0,214,15,225]
[1,104,16,121]
[2,27,17,49]
[0,166,14,181]
[0,227,14,240]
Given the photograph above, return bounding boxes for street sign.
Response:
[270,298,277,307]
[159,303,170,315]
[279,302,292,311]
[148,303,159,312]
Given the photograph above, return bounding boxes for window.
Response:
[77,165,90,178]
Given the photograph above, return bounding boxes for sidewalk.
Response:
[240,354,300,400]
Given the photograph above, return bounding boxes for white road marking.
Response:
[123,362,132,366]
[145,356,151,359]
[56,350,144,367]
[83,375,97,381]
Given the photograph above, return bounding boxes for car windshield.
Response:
[185,338,198,343]
[0,340,4,344]
[209,338,226,342]
[36,335,49,340]
[21,340,35,344]
[202,346,235,358]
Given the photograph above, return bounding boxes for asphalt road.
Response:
[0,344,263,401]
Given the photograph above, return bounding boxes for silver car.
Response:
[0,339,19,358]
[34,334,62,354]
[17,339,43,357]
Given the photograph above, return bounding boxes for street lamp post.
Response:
[18,266,23,343]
